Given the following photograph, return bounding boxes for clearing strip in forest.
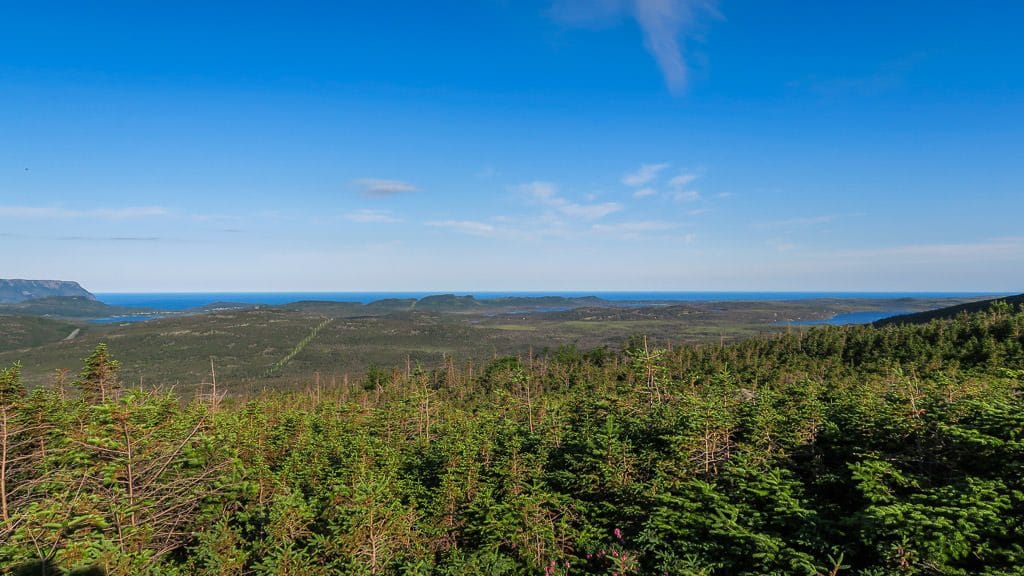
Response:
[265,317,333,377]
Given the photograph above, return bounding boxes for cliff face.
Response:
[0,279,96,303]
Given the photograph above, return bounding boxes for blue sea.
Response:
[95,291,1002,312]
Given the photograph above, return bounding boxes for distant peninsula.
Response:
[0,278,96,303]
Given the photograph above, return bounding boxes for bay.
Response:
[95,291,1002,312]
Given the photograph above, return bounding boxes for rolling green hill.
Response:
[874,293,1024,326]
[0,296,147,319]
[0,315,81,350]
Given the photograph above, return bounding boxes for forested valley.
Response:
[2,303,1024,575]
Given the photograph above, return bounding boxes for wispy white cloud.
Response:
[843,237,1024,261]
[344,209,401,224]
[622,162,670,187]
[668,173,698,188]
[60,236,166,242]
[634,0,690,94]
[354,178,419,197]
[255,209,285,220]
[576,200,621,219]
[190,213,243,223]
[760,215,836,229]
[518,181,559,201]
[426,220,496,236]
[672,190,700,202]
[93,207,171,219]
[623,168,705,201]
[425,210,574,241]
[550,0,715,95]
[591,220,686,240]
[515,181,622,220]
[0,205,172,220]
[561,202,622,219]
[767,239,797,252]
[667,171,701,202]
[792,55,923,99]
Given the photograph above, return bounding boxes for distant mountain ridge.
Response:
[0,279,96,304]
[281,294,613,315]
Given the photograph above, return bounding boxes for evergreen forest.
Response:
[3,302,1024,575]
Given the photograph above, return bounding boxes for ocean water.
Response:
[94,291,1002,312]
[89,315,166,324]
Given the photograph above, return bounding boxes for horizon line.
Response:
[91,289,1014,295]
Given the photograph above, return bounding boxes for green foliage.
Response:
[4,307,1024,574]
[74,344,120,404]
[0,362,25,405]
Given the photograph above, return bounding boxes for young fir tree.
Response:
[0,362,26,525]
[74,343,120,404]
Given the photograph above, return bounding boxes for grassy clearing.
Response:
[489,324,538,331]
[0,315,82,350]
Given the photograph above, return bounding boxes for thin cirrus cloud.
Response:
[560,202,622,219]
[668,173,698,188]
[344,209,401,224]
[426,220,497,236]
[0,205,172,219]
[550,0,715,95]
[759,215,836,229]
[592,220,680,236]
[515,181,622,220]
[673,190,700,202]
[767,239,798,252]
[354,178,419,197]
[622,162,670,187]
[843,237,1024,261]
[668,172,700,202]
[59,236,165,242]
[623,164,702,202]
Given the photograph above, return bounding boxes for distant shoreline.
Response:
[94,291,1007,311]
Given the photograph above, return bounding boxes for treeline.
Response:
[2,305,1024,575]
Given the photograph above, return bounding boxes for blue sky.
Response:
[2,1,1022,292]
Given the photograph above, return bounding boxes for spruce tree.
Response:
[74,343,120,403]
[0,363,25,524]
